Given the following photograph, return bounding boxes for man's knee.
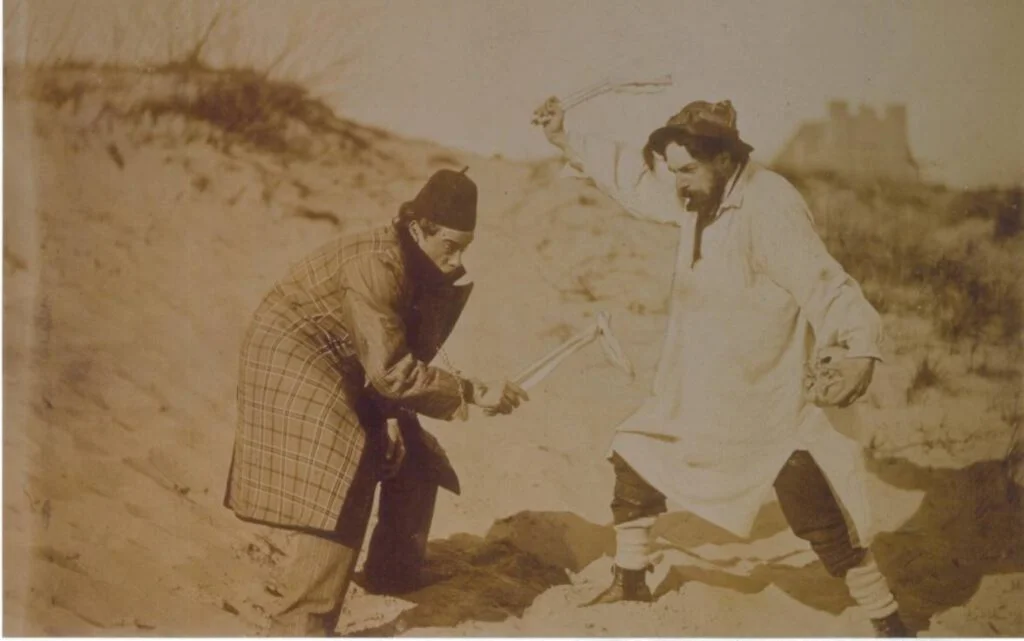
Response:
[610,452,667,525]
[775,450,866,578]
[800,523,868,577]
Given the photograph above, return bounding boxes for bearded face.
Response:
[664,142,731,214]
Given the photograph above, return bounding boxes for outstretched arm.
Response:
[338,252,470,420]
[750,182,884,406]
[339,253,529,419]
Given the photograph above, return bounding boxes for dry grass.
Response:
[21,61,379,160]
[134,66,370,156]
[906,355,944,403]
[1002,393,1024,503]
[11,4,373,160]
[779,170,1024,354]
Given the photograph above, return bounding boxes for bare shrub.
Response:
[921,245,1023,359]
[993,189,1023,241]
[25,63,374,159]
[787,172,1023,355]
[974,354,1024,381]
[140,72,307,153]
[906,355,944,403]
[1002,392,1023,503]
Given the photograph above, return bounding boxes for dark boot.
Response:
[581,565,652,607]
[871,612,914,638]
[359,567,425,596]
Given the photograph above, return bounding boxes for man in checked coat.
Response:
[224,168,528,636]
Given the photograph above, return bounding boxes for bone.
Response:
[512,312,633,391]
[559,73,673,111]
[560,80,612,111]
[596,311,635,379]
[532,72,674,127]
[561,73,671,111]
[514,325,599,390]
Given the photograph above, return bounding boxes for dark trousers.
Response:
[360,418,440,587]
[609,450,867,577]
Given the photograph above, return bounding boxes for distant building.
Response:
[774,101,920,183]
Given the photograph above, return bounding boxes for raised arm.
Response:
[533,97,681,225]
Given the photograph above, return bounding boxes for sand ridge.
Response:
[3,66,1022,637]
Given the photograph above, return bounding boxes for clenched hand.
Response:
[381,418,406,479]
[807,356,876,408]
[532,96,567,150]
[473,380,530,416]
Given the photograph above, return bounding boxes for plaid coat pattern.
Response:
[225,224,472,532]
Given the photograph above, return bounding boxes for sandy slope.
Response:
[3,69,1022,637]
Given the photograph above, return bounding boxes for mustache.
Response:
[677,189,701,203]
[677,184,726,204]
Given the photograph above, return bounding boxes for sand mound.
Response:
[4,65,1022,636]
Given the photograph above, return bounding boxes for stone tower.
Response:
[774,101,920,182]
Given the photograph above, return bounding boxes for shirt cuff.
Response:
[843,337,884,362]
[563,130,589,169]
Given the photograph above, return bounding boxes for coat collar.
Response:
[717,159,757,215]
[390,224,474,364]
[395,224,459,290]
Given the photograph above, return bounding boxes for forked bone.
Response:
[513,312,634,391]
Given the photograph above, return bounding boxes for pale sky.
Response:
[6,0,1022,187]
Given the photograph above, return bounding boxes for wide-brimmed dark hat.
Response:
[407,167,477,232]
[645,100,755,159]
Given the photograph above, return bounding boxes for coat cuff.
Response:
[459,377,476,404]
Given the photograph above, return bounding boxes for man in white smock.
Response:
[533,97,911,637]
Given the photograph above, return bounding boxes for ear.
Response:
[714,151,734,174]
[408,220,423,243]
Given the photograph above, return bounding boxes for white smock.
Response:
[565,130,884,544]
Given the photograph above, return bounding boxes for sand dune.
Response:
[3,66,1022,637]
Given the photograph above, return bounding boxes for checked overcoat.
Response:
[224,223,473,532]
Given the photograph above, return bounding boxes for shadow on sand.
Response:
[652,454,1023,633]
[867,454,1023,632]
[344,455,1022,636]
[650,504,858,617]
[344,511,613,636]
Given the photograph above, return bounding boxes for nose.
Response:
[675,174,689,193]
[449,251,464,270]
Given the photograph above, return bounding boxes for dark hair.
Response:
[394,202,440,235]
[642,131,750,171]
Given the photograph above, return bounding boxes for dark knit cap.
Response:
[407,167,478,232]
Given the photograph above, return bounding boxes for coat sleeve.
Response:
[337,251,471,420]
[749,182,884,360]
[563,129,682,226]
